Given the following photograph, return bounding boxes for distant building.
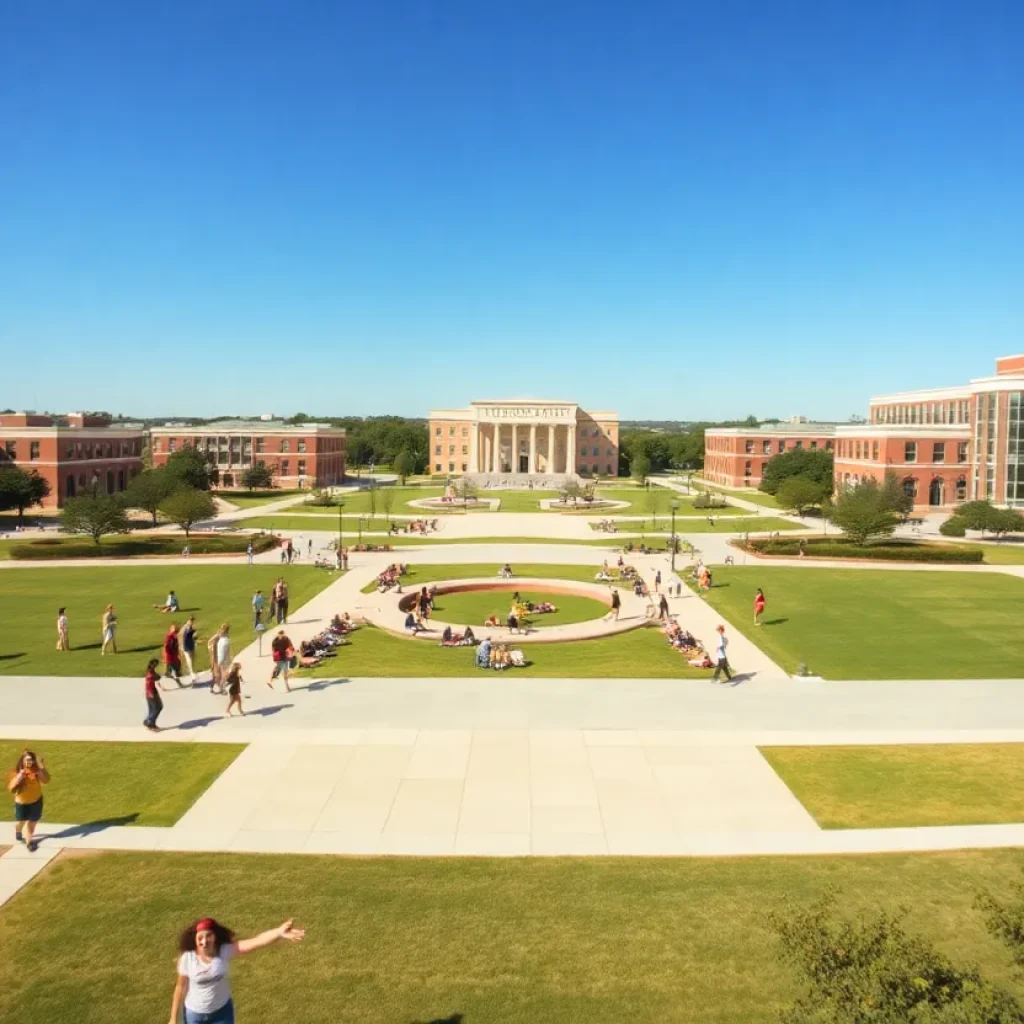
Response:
[0,411,145,509]
[704,423,836,490]
[150,420,345,490]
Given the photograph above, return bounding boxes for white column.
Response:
[529,424,537,474]
[483,430,490,475]
[568,423,576,475]
[548,424,555,473]
[469,425,478,473]
[493,425,501,472]
[511,424,519,474]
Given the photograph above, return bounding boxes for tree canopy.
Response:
[158,488,217,537]
[123,468,180,525]
[759,449,833,495]
[0,466,52,522]
[241,462,275,490]
[59,495,132,545]
[775,476,829,516]
[166,446,214,490]
[825,478,900,545]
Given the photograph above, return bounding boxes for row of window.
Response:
[872,400,971,426]
[740,438,834,455]
[435,425,614,441]
[434,463,616,475]
[154,437,313,455]
[64,467,139,499]
[1,439,141,460]
[835,440,970,464]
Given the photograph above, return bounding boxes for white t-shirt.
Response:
[178,943,237,1012]
[216,635,231,665]
[715,634,728,662]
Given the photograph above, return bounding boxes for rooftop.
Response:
[152,420,343,432]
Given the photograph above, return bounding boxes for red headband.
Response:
[195,918,217,934]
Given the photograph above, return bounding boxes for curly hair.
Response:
[179,919,236,954]
[14,750,38,774]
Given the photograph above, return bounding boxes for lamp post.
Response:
[670,501,679,572]
[358,515,366,547]
[336,499,344,556]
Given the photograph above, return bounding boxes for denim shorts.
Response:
[184,999,235,1024]
[14,798,43,822]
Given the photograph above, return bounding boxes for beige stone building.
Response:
[428,400,619,479]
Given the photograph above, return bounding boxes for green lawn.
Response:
[360,563,623,594]
[699,566,1024,679]
[693,480,783,508]
[761,744,1024,828]
[925,541,1024,565]
[215,490,306,508]
[615,515,801,533]
[1,532,275,561]
[244,515,398,532]
[306,624,706,678]
[430,589,609,628]
[0,565,337,676]
[294,487,447,514]
[5,849,1024,1023]
[0,740,243,826]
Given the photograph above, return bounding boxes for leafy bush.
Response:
[739,537,983,563]
[940,517,968,537]
[10,533,278,560]
[693,492,728,509]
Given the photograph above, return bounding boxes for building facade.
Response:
[0,412,145,509]
[428,401,619,477]
[150,421,345,490]
[702,355,1024,512]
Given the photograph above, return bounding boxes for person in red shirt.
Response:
[143,658,166,731]
[163,624,184,686]
[753,588,766,626]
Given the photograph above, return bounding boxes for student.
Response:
[606,588,621,621]
[8,749,50,852]
[246,541,254,566]
[754,588,766,626]
[169,916,305,1024]
[206,627,223,693]
[101,604,118,655]
[180,616,199,685]
[711,625,733,683]
[143,658,165,731]
[214,625,232,694]
[225,662,245,716]
[658,593,670,621]
[163,624,184,686]
[154,590,180,613]
[252,589,266,628]
[56,607,69,651]
[276,580,289,624]
[269,629,293,691]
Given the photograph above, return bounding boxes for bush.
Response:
[940,517,968,537]
[738,537,983,563]
[9,533,278,560]
[693,492,728,509]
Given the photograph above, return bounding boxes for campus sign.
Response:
[476,405,575,422]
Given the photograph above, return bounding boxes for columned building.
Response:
[428,401,619,478]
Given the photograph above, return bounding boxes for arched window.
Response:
[65,475,76,499]
[955,476,967,502]
[106,470,115,494]
[929,478,945,506]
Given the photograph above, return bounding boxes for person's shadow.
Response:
[174,715,222,730]
[413,1016,463,1024]
[248,703,293,717]
[43,814,139,841]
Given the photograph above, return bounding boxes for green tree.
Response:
[561,480,582,506]
[825,478,900,545]
[380,486,395,520]
[939,516,967,537]
[166,445,214,490]
[241,462,275,490]
[158,488,217,537]
[60,494,132,545]
[393,450,415,485]
[880,470,914,518]
[366,480,377,517]
[760,449,833,495]
[631,453,651,483]
[0,466,52,523]
[991,508,1024,537]
[776,476,829,516]
[771,888,1023,1023]
[123,468,180,526]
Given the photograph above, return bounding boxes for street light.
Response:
[670,500,680,572]
[336,498,344,558]
[358,515,366,547]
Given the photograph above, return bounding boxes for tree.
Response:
[939,517,967,537]
[166,445,214,490]
[366,480,377,518]
[771,888,1023,1024]
[955,500,1001,534]
[776,476,829,516]
[123,468,180,526]
[879,470,914,519]
[0,466,52,523]
[561,480,582,506]
[241,462,275,490]
[825,478,900,545]
[60,495,132,545]
[631,453,651,483]
[158,488,217,537]
[991,508,1024,537]
[455,478,478,507]
[760,449,833,495]
[381,487,395,520]
[394,450,415,485]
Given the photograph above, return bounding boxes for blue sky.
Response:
[1,1,1022,421]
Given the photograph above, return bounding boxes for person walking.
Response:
[252,589,265,628]
[56,607,69,651]
[711,625,733,683]
[654,570,661,594]
[269,630,293,692]
[246,541,254,566]
[163,624,184,687]
[658,593,670,621]
[101,603,118,655]
[214,625,232,694]
[753,587,766,626]
[8,749,49,852]
[144,657,166,731]
[225,662,245,716]
[169,916,305,1024]
[181,616,199,685]
[276,580,289,624]
[341,548,348,570]
[307,538,313,559]
[206,626,223,693]
[286,540,294,564]
[606,587,621,621]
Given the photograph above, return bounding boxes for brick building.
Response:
[703,355,1024,512]
[0,412,145,509]
[150,420,345,490]
[427,401,618,478]
[703,423,836,489]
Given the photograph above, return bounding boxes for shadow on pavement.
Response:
[175,715,222,730]
[44,813,140,841]
[248,703,294,716]
[303,678,350,692]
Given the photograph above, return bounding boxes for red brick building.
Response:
[0,412,145,509]
[150,420,345,490]
[703,423,836,488]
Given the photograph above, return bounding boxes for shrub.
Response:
[693,492,728,509]
[738,537,983,563]
[940,517,968,537]
[9,533,277,560]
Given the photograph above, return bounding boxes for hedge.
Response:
[737,537,983,564]
[9,533,279,560]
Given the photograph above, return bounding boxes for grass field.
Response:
[699,565,1024,679]
[695,480,783,508]
[925,541,1024,565]
[306,624,705,678]
[615,515,801,533]
[0,565,336,677]
[430,589,609,628]
[0,740,243,826]
[0,532,274,561]
[215,490,306,508]
[4,849,1024,1023]
[360,563,622,594]
[292,487,446,514]
[761,744,1024,828]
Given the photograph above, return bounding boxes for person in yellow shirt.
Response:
[8,749,50,852]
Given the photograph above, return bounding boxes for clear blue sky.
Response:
[2,1,1022,421]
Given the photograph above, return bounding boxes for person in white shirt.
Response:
[711,624,733,683]
[169,915,305,1024]
[56,607,69,651]
[213,625,231,696]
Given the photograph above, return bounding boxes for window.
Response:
[825,440,833,450]
[592,464,600,474]
[448,462,455,472]
[256,438,265,454]
[298,440,307,454]
[810,441,818,450]
[168,439,177,453]
[744,440,754,454]
[435,463,442,472]
[593,429,599,438]
[461,428,468,437]
[297,460,306,476]
[606,464,613,475]
[461,462,467,472]
[904,442,917,463]
[448,445,455,455]
[449,426,456,435]
[957,442,968,464]
[435,427,441,436]
[744,461,752,477]
[607,448,614,456]
[461,445,468,455]
[855,441,862,459]
[589,446,597,456]
[794,440,803,450]
[932,442,945,463]
[903,477,918,498]
[29,441,39,460]
[929,478,944,506]
[956,476,967,501]
[281,460,290,475]
[777,441,785,453]
[66,443,74,458]
[762,440,771,454]
[434,444,441,455]
[280,440,290,452]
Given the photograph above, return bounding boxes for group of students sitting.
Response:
[297,614,359,667]
[376,563,410,592]
[474,637,527,670]
[389,519,437,534]
[663,618,712,668]
[440,625,476,647]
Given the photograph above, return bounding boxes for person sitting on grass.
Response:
[404,612,427,634]
[154,590,180,613]
[484,614,500,627]
[507,610,519,634]
[475,637,492,668]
